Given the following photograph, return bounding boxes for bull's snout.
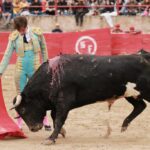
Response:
[29,124,43,132]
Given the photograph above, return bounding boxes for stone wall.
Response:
[0,16,150,33]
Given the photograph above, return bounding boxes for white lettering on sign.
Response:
[75,36,97,55]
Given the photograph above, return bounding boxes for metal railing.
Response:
[1,2,150,16]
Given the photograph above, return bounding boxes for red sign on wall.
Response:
[62,28,111,56]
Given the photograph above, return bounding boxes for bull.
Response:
[11,54,150,144]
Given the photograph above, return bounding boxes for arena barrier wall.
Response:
[1,28,150,64]
[111,33,150,55]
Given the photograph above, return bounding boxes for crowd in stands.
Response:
[0,0,149,28]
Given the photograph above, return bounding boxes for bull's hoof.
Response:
[60,127,66,138]
[42,139,55,145]
[121,126,127,132]
[44,125,51,131]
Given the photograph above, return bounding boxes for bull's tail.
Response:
[107,100,115,111]
[104,101,114,138]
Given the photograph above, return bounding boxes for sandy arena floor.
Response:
[1,65,150,150]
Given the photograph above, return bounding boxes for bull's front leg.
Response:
[43,103,70,145]
[43,88,75,145]
[51,109,66,138]
[50,112,68,142]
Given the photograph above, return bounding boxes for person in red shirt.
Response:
[0,0,2,16]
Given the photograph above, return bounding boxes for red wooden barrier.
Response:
[1,29,150,64]
[142,34,150,50]
[62,28,111,56]
[111,33,143,55]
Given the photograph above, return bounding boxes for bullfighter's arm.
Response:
[0,39,15,75]
[39,33,48,63]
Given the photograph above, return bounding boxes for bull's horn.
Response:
[10,95,22,110]
[15,94,22,106]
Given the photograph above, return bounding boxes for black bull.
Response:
[12,54,150,144]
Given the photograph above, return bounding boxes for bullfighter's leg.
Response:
[51,110,66,138]
[121,97,146,132]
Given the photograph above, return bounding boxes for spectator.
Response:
[100,1,118,28]
[45,0,55,15]
[30,0,42,15]
[86,0,99,16]
[126,0,138,16]
[141,0,150,16]
[19,0,30,16]
[0,8,2,19]
[1,0,13,28]
[119,0,130,15]
[75,0,89,26]
[97,0,103,5]
[67,0,74,15]
[141,7,150,16]
[0,8,1,18]
[100,0,115,14]
[112,24,123,33]
[41,0,47,14]
[51,23,63,32]
[0,0,2,18]
[57,0,68,15]
[13,0,21,17]
[128,26,141,34]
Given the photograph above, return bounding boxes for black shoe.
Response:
[44,125,51,131]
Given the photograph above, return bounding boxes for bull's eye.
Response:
[20,107,26,115]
